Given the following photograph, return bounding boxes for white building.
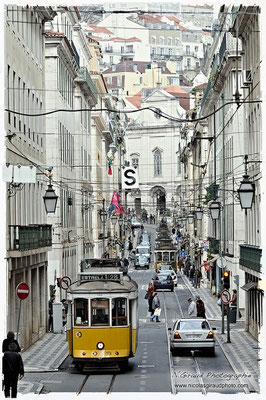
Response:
[4,5,56,349]
[125,87,185,218]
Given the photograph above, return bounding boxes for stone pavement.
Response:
[180,272,261,393]
[18,332,68,395]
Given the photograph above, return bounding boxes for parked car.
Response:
[135,254,149,269]
[158,265,177,286]
[153,273,174,292]
[169,318,216,356]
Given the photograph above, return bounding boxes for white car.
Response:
[169,318,216,356]
[131,219,141,228]
[158,265,177,286]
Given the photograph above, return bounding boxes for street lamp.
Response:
[118,216,124,227]
[195,205,203,221]
[209,201,221,220]
[43,181,58,214]
[99,203,108,257]
[111,214,117,226]
[238,176,255,209]
[188,213,194,224]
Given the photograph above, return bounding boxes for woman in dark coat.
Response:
[147,283,154,316]
[2,332,21,353]
[195,296,206,318]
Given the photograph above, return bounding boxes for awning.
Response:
[206,255,219,265]
[241,282,258,291]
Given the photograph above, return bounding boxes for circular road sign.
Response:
[217,257,227,269]
[221,289,231,305]
[60,276,71,290]
[16,282,30,300]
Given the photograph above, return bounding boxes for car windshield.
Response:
[160,265,173,271]
[137,248,149,254]
[178,320,210,330]
[156,274,171,281]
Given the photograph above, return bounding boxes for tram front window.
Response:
[163,253,169,262]
[75,299,88,325]
[91,299,109,326]
[112,298,127,326]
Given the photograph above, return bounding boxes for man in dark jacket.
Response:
[2,342,24,398]
[195,296,206,318]
[2,332,21,353]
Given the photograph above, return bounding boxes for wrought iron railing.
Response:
[9,225,52,251]
[239,244,262,273]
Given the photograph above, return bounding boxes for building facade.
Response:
[4,5,56,349]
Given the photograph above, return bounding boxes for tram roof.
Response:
[67,274,138,294]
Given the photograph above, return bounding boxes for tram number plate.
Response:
[80,273,121,282]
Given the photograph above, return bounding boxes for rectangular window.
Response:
[75,299,88,326]
[160,36,164,45]
[167,37,172,45]
[112,298,127,326]
[91,299,109,326]
[186,45,190,55]
[13,71,16,128]
[152,36,156,44]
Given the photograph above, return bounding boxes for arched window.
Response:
[154,150,162,176]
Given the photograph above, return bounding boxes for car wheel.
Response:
[171,347,178,356]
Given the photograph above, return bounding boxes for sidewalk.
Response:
[181,272,260,393]
[18,332,68,395]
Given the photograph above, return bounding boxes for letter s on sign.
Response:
[123,168,138,188]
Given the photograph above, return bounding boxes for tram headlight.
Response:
[97,342,105,350]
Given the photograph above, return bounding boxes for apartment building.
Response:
[5,5,56,349]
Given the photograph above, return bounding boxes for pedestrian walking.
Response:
[2,332,21,353]
[189,265,195,284]
[151,293,161,322]
[195,296,206,318]
[61,299,68,327]
[231,289,237,306]
[122,257,129,274]
[194,268,202,288]
[128,239,133,251]
[147,282,154,316]
[187,298,197,317]
[2,342,24,398]
[48,295,55,332]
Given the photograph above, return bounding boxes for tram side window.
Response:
[75,299,88,326]
[91,299,109,326]
[157,252,162,261]
[112,298,127,326]
[170,252,175,261]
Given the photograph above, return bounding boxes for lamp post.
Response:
[195,205,203,221]
[110,214,117,258]
[43,178,58,214]
[99,199,108,257]
[209,201,221,220]
[238,156,255,210]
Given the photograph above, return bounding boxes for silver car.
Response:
[169,318,216,356]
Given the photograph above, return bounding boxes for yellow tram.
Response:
[154,220,178,272]
[154,244,178,272]
[66,259,138,370]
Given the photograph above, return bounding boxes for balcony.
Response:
[71,40,80,68]
[75,67,98,106]
[239,244,262,273]
[9,225,52,252]
[208,237,220,254]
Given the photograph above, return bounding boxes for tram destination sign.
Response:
[79,273,122,282]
